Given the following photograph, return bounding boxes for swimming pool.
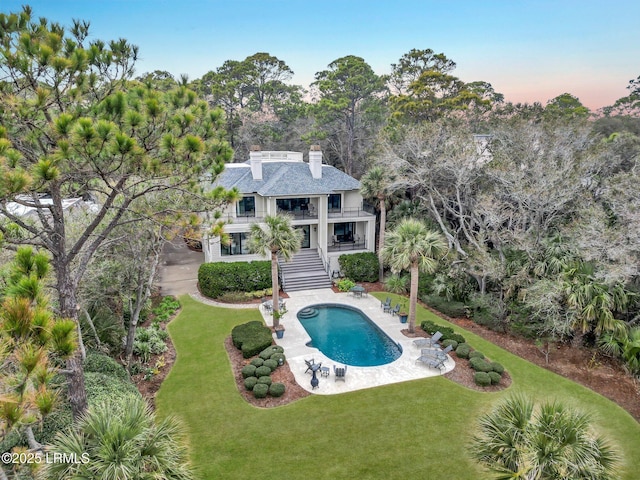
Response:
[297,304,402,367]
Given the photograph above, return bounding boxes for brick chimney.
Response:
[309,145,322,179]
[249,145,262,180]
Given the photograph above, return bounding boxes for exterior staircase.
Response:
[279,250,332,292]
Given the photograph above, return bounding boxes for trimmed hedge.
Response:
[255,365,272,377]
[241,365,257,378]
[257,376,272,386]
[244,376,258,390]
[232,321,273,358]
[441,339,458,350]
[469,351,485,360]
[259,345,284,360]
[338,252,379,282]
[455,343,471,358]
[269,383,286,397]
[199,261,271,298]
[470,357,493,373]
[263,359,278,372]
[474,372,492,386]
[490,362,505,375]
[270,352,286,365]
[250,358,264,367]
[488,371,502,385]
[253,383,269,398]
[420,320,466,345]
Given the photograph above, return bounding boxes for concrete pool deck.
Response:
[260,288,455,395]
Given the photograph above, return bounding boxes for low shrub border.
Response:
[419,319,507,388]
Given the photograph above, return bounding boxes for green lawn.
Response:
[156,294,640,480]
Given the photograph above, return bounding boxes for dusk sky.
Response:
[4,0,639,110]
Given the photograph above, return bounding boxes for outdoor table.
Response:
[349,285,366,298]
[265,299,286,309]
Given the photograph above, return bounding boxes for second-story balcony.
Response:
[328,206,375,218]
[222,210,265,224]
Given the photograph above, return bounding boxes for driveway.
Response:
[156,239,203,296]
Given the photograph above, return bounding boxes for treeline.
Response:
[141,51,640,179]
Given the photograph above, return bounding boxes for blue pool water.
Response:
[297,304,402,367]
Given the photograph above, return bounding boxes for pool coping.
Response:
[261,288,455,395]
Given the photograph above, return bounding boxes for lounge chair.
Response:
[415,353,446,371]
[334,364,347,382]
[389,304,400,316]
[381,297,391,310]
[412,331,443,348]
[421,344,453,360]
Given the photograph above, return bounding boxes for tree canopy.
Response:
[0,6,236,417]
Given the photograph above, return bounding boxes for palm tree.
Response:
[45,397,195,479]
[380,218,447,333]
[247,214,303,328]
[360,165,396,282]
[471,395,620,480]
[563,262,629,343]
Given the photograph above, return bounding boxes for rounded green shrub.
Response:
[469,351,485,360]
[474,371,492,386]
[470,358,493,373]
[448,333,466,345]
[338,252,379,282]
[241,364,257,378]
[244,376,258,391]
[438,326,455,338]
[257,376,272,386]
[270,352,286,365]
[269,382,286,397]
[490,362,505,375]
[455,343,471,359]
[488,371,502,385]
[420,320,438,335]
[253,383,269,398]
[232,321,273,358]
[250,358,264,367]
[255,365,271,377]
[441,339,458,350]
[259,345,284,360]
[263,359,278,372]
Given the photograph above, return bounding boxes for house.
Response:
[203,145,376,291]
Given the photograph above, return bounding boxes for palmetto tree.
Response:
[563,262,629,341]
[45,397,194,480]
[247,214,303,328]
[471,395,620,480]
[360,165,396,282]
[380,218,447,333]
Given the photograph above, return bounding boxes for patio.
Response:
[260,288,454,395]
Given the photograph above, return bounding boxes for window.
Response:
[333,222,355,242]
[328,194,341,212]
[276,197,310,212]
[237,196,255,217]
[221,232,249,256]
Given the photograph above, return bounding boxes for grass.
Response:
[156,293,640,480]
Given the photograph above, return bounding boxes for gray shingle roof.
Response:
[214,162,360,196]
